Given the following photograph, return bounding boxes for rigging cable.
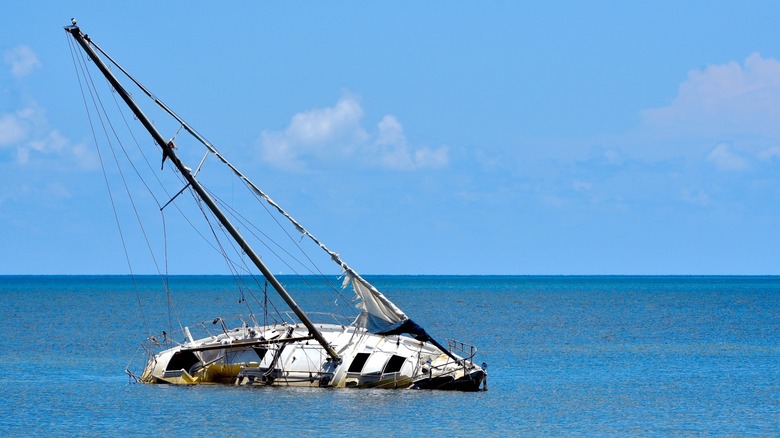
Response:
[84,52,184,337]
[108,109,277,311]
[188,188,287,325]
[66,34,151,335]
[91,37,384,311]
[104,67,184,341]
[73,35,187,338]
[207,188,354,322]
[212,186,355,313]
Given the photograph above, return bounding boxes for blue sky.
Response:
[2,2,780,275]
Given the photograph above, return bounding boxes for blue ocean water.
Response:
[0,275,777,435]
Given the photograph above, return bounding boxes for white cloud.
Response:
[259,96,448,171]
[642,53,780,136]
[260,97,366,169]
[707,143,748,171]
[4,45,41,78]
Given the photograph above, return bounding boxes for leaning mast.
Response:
[65,23,340,361]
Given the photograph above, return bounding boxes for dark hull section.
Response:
[412,370,486,392]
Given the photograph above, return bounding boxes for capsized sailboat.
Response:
[65,21,486,391]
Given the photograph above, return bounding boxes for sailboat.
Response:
[65,21,486,391]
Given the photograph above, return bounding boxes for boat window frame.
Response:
[165,350,200,372]
[382,355,407,375]
[347,352,371,373]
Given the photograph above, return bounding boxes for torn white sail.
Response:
[346,275,408,333]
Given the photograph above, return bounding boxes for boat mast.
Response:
[65,23,340,361]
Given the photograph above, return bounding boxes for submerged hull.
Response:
[139,323,485,391]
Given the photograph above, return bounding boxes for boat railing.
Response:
[446,338,478,366]
[137,312,354,353]
[422,338,479,377]
[279,311,355,327]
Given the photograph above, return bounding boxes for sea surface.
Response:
[0,275,777,436]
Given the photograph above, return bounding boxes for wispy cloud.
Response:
[3,45,41,78]
[1,44,93,169]
[259,96,448,171]
[572,180,592,192]
[0,110,29,146]
[679,188,711,206]
[0,105,92,168]
[370,114,448,170]
[707,143,748,171]
[18,129,68,164]
[757,145,780,161]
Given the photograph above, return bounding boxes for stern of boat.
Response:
[411,338,487,391]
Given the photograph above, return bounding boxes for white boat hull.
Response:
[139,323,486,391]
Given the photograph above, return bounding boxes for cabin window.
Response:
[382,355,407,374]
[253,347,268,362]
[348,353,370,373]
[165,350,200,372]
